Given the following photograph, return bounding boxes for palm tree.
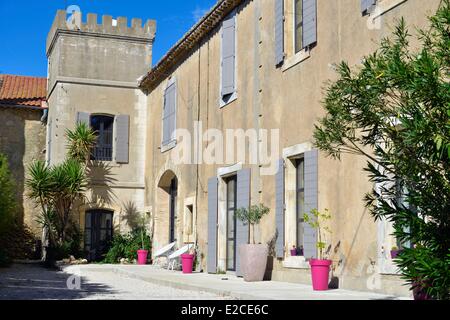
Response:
[65,123,97,164]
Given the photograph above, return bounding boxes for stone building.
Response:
[0,74,47,237]
[35,0,441,296]
[45,10,156,261]
[138,0,441,297]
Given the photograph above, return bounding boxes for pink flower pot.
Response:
[181,254,195,274]
[137,250,148,265]
[309,259,332,291]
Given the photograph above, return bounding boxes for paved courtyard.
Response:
[0,263,411,300]
[0,264,232,300]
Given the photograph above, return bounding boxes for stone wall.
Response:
[0,107,46,237]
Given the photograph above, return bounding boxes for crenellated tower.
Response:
[45,10,156,256]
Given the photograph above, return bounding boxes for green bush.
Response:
[0,153,16,233]
[103,228,152,264]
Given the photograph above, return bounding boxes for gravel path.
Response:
[0,264,233,300]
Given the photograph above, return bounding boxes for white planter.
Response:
[239,244,268,282]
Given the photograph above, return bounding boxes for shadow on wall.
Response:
[121,200,141,231]
[0,109,26,225]
[86,161,118,208]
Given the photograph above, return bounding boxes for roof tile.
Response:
[0,74,47,108]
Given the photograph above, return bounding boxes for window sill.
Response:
[89,161,121,168]
[282,49,311,72]
[282,256,310,269]
[379,263,402,275]
[161,140,177,153]
[371,0,407,19]
[219,92,237,109]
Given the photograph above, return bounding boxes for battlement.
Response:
[46,10,156,55]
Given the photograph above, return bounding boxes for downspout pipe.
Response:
[40,108,48,122]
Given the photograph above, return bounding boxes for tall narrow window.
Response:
[91,115,114,161]
[169,177,178,243]
[294,0,303,53]
[296,158,305,254]
[226,176,237,271]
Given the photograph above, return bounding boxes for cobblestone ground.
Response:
[0,264,233,300]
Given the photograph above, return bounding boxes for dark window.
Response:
[169,177,178,243]
[90,115,114,161]
[296,158,305,254]
[226,176,237,271]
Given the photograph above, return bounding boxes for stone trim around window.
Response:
[282,142,313,267]
[372,0,408,20]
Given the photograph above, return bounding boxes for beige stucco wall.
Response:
[0,107,46,237]
[143,0,440,295]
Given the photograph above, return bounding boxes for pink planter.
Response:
[181,254,195,273]
[137,250,148,265]
[309,259,332,291]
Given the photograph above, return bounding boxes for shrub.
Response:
[0,153,16,234]
[103,228,152,264]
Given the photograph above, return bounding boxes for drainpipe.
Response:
[41,102,48,123]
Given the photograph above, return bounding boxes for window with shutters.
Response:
[220,10,237,108]
[278,0,316,71]
[90,115,114,161]
[162,77,177,151]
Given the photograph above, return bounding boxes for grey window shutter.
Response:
[114,115,129,164]
[274,0,284,66]
[302,0,317,49]
[303,149,318,259]
[275,159,285,258]
[162,81,176,146]
[207,177,218,274]
[361,0,377,14]
[77,112,90,126]
[221,12,236,97]
[236,168,251,277]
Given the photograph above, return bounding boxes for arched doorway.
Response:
[156,170,179,247]
[84,209,113,261]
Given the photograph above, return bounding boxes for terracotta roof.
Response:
[0,74,47,108]
[139,0,243,93]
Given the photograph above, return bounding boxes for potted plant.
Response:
[290,245,298,256]
[304,208,332,291]
[181,245,196,274]
[235,204,270,282]
[137,213,150,265]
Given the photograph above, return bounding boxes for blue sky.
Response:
[0,0,216,77]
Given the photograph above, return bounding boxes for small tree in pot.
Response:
[137,212,151,265]
[304,208,332,291]
[235,204,270,282]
